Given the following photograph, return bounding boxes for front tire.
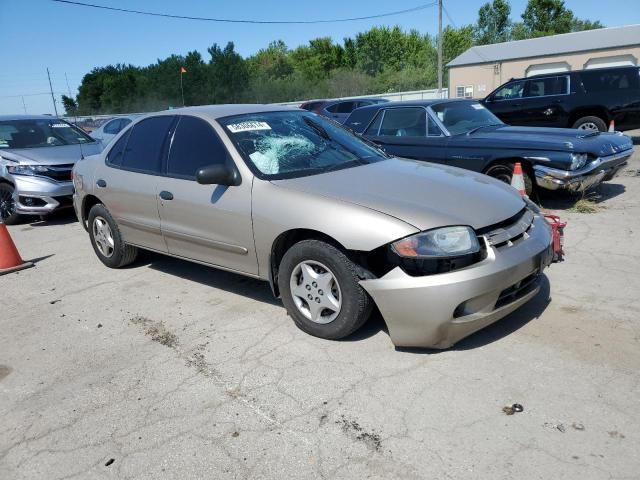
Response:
[0,183,21,225]
[572,116,607,132]
[278,239,373,340]
[485,162,534,196]
[88,204,138,268]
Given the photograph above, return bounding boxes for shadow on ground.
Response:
[26,210,78,227]
[396,275,551,354]
[138,251,280,307]
[537,183,626,210]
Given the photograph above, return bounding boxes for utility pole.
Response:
[46,67,58,116]
[65,72,73,97]
[437,0,443,98]
[21,96,27,114]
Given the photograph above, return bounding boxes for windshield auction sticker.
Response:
[227,121,272,133]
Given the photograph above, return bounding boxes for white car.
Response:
[90,115,140,146]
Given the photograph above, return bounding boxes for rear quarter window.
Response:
[580,69,640,92]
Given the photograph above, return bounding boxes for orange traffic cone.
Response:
[511,162,527,197]
[608,120,615,132]
[0,223,33,275]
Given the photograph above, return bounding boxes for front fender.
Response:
[251,179,419,280]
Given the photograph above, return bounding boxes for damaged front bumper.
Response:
[360,215,553,349]
[533,150,631,192]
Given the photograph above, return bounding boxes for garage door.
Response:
[584,55,637,69]
[525,62,570,77]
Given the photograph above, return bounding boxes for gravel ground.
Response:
[1,150,639,479]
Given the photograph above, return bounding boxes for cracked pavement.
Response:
[1,151,639,479]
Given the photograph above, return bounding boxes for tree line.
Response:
[63,0,602,116]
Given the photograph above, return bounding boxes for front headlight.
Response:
[7,165,50,176]
[392,226,481,258]
[569,153,588,170]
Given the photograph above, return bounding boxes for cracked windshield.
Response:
[221,111,386,178]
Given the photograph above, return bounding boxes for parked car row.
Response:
[300,97,388,123]
[0,87,634,349]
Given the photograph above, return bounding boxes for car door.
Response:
[362,107,448,163]
[483,80,525,125]
[97,115,175,252]
[155,115,258,275]
[519,75,570,127]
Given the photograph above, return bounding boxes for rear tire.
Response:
[485,162,534,196]
[572,116,607,132]
[88,203,138,268]
[278,239,373,340]
[0,183,21,225]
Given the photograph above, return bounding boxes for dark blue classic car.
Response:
[344,99,634,194]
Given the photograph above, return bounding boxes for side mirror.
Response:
[196,164,240,186]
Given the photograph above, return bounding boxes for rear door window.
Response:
[525,76,569,97]
[167,116,228,179]
[364,111,384,135]
[492,81,525,100]
[378,108,426,137]
[120,116,174,174]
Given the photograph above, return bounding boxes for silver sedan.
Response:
[72,105,553,349]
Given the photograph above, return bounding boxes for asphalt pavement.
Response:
[1,151,639,479]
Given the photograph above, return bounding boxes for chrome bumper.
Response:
[533,150,631,192]
[12,175,74,215]
[360,215,553,349]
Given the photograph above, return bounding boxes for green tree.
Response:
[208,42,249,103]
[475,0,511,44]
[61,95,78,116]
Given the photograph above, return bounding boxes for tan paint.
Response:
[448,46,640,99]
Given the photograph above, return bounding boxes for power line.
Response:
[442,4,456,28]
[51,0,437,24]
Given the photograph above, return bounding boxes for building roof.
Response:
[447,24,640,67]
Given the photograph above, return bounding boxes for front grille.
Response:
[495,273,540,308]
[40,164,74,182]
[477,208,534,248]
[55,195,74,207]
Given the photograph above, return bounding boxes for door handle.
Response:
[96,179,107,188]
[159,191,174,201]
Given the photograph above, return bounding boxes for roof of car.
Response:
[147,104,301,120]
[348,98,474,113]
[0,114,63,121]
[448,24,640,67]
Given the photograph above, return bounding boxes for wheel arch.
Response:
[268,229,347,298]
[568,106,610,127]
[81,194,103,231]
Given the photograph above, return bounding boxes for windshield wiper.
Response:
[466,123,504,136]
[303,116,331,140]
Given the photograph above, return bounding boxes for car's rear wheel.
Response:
[88,203,138,268]
[278,239,373,340]
[485,162,534,196]
[0,183,21,225]
[572,116,607,132]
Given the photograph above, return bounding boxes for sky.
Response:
[1,0,638,115]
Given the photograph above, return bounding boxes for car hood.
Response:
[465,125,634,157]
[272,158,525,231]
[0,142,102,165]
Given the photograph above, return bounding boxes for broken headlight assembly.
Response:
[389,226,484,276]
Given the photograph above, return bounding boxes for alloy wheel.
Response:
[577,122,599,132]
[92,216,115,258]
[0,186,16,222]
[289,260,342,324]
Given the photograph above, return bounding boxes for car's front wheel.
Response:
[88,203,138,268]
[278,239,373,340]
[485,162,534,196]
[0,183,21,225]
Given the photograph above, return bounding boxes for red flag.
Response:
[180,67,187,74]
